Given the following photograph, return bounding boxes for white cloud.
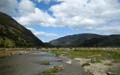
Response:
[18,0,35,15]
[27,27,59,37]
[0,0,18,16]
[2,0,120,29]
[50,0,120,28]
[95,22,120,34]
[27,27,60,42]
[17,8,56,27]
[34,31,58,37]
[0,0,120,34]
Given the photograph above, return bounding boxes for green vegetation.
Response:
[41,65,62,75]
[0,56,7,59]
[90,58,102,63]
[46,48,120,63]
[0,38,15,48]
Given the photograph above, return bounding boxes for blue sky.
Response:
[0,0,120,42]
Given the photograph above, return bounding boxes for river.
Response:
[0,51,84,75]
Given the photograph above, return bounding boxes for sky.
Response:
[0,0,120,42]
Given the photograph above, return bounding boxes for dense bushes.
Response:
[0,37,15,48]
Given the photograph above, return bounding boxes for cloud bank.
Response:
[0,0,120,35]
[22,0,120,29]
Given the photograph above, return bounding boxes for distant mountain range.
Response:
[0,12,44,48]
[49,33,120,47]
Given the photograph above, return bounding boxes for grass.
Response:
[46,48,120,63]
[90,58,102,63]
[41,65,62,75]
[46,48,120,75]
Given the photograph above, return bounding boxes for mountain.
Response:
[0,12,44,48]
[49,33,120,47]
[82,35,120,47]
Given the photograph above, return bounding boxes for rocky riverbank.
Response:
[74,58,120,75]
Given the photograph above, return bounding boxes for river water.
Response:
[0,51,84,75]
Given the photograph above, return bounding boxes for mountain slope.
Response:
[0,12,44,47]
[82,35,120,47]
[49,33,102,47]
[49,33,120,47]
